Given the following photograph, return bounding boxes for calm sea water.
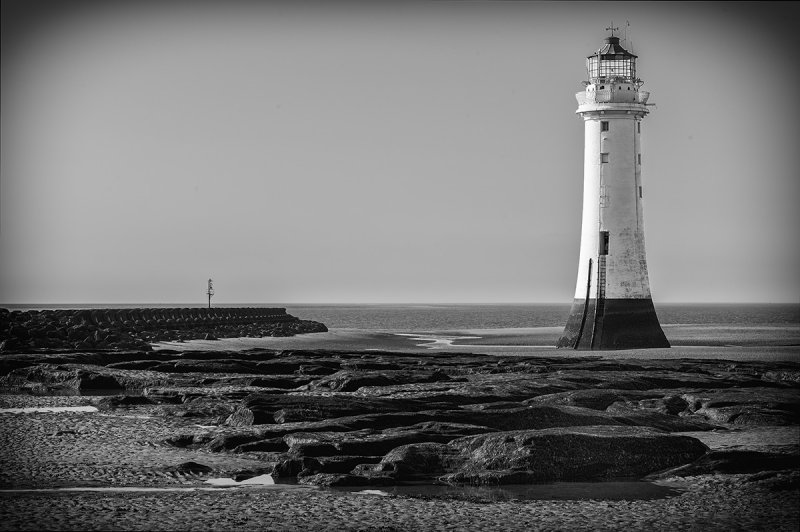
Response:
[5,303,799,332]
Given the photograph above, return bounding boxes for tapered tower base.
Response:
[557,298,670,350]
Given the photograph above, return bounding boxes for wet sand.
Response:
[2,330,798,531]
[0,394,798,531]
[153,326,800,361]
[3,478,798,531]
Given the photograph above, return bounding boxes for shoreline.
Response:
[152,327,800,361]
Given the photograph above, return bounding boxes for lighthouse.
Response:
[557,31,670,350]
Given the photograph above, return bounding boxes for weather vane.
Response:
[606,24,619,37]
[206,278,214,309]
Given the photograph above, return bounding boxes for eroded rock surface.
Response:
[1,348,797,487]
[440,426,709,484]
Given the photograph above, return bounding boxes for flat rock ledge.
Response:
[325,425,709,486]
[0,307,327,353]
[1,349,797,489]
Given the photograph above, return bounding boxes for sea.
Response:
[6,303,799,331]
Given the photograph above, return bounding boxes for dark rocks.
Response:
[297,473,391,487]
[446,405,627,431]
[205,431,274,453]
[351,373,581,405]
[272,456,322,478]
[293,425,711,486]
[230,467,273,482]
[105,360,165,371]
[249,376,311,389]
[310,455,383,474]
[606,394,691,416]
[283,422,494,458]
[96,395,155,410]
[169,461,214,475]
[360,442,462,481]
[303,369,451,393]
[75,372,124,392]
[0,364,125,393]
[526,389,661,411]
[225,394,429,427]
[441,426,710,485]
[0,307,327,352]
[3,348,798,490]
[680,388,800,426]
[649,450,800,478]
[611,410,714,432]
[155,360,261,374]
[157,397,237,419]
[0,364,171,394]
[529,386,799,427]
[234,437,289,453]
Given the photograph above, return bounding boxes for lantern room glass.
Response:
[587,55,636,83]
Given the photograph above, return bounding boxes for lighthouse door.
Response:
[599,231,609,255]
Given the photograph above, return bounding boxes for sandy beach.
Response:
[1,338,798,531]
[0,393,798,531]
[153,326,800,361]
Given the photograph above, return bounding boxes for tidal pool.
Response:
[204,474,276,487]
[341,481,684,502]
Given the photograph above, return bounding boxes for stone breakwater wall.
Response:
[0,307,328,353]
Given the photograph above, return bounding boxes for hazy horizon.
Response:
[2,1,798,306]
[3,300,798,308]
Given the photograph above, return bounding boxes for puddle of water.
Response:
[338,481,683,502]
[0,406,99,414]
[1,477,313,494]
[205,474,275,487]
[394,333,482,349]
[353,489,392,496]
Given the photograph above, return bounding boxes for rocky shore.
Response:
[0,308,328,352]
[0,346,798,530]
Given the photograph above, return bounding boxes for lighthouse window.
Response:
[638,154,641,164]
[601,153,609,163]
[638,122,641,133]
[599,231,609,255]
[639,186,643,198]
[600,121,609,131]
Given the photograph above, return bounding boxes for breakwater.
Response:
[0,307,328,352]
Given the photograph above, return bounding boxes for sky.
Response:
[1,1,798,305]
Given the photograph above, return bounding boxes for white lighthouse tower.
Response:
[557,31,669,350]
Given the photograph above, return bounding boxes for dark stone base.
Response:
[556,298,670,350]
